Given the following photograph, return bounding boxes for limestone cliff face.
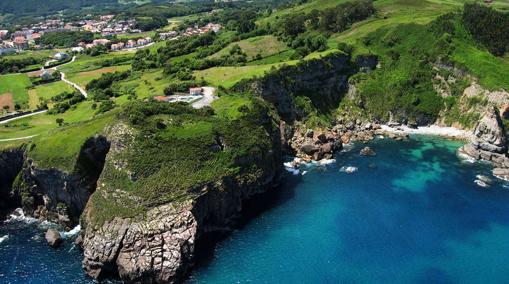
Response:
[234,52,355,122]
[460,107,509,167]
[0,148,24,218]
[13,136,110,226]
[81,114,283,283]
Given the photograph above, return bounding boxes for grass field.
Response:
[209,35,289,61]
[59,53,133,74]
[195,61,298,88]
[66,65,131,88]
[119,69,177,98]
[0,74,32,108]
[27,112,115,171]
[117,31,156,39]
[30,81,76,107]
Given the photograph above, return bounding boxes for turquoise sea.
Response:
[189,136,509,283]
[2,136,509,283]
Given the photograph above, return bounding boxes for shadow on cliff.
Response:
[191,173,302,273]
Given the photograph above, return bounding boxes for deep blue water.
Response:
[0,219,92,283]
[188,136,509,284]
[2,136,509,283]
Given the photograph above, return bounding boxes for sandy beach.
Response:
[380,124,473,140]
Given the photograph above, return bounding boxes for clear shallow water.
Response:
[2,136,509,283]
[189,136,509,284]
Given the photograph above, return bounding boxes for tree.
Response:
[56,118,64,126]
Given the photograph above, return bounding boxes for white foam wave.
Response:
[340,166,358,173]
[61,225,81,239]
[457,151,476,164]
[0,235,8,244]
[313,159,336,166]
[474,179,490,188]
[4,208,37,224]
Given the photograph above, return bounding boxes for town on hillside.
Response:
[0,14,221,54]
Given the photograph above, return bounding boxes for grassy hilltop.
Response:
[1,0,509,211]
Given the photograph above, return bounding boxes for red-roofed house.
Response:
[13,36,27,51]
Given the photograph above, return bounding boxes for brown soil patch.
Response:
[0,93,14,112]
[27,69,55,78]
[78,66,125,77]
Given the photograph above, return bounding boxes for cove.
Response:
[1,136,509,283]
[188,136,509,283]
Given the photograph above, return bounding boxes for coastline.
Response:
[380,124,473,140]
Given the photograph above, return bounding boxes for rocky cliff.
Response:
[0,147,24,218]
[81,102,283,283]
[234,52,358,122]
[460,107,509,167]
[11,136,110,226]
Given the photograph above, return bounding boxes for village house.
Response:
[72,46,85,53]
[126,39,136,48]
[153,96,172,102]
[13,36,27,51]
[40,70,53,81]
[54,52,69,61]
[189,87,203,96]
[93,38,111,46]
[110,42,125,51]
[159,31,178,40]
[0,30,8,39]
[0,42,15,55]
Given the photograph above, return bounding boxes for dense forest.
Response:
[463,3,509,56]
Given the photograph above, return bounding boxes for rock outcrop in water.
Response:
[45,228,63,248]
[460,107,509,167]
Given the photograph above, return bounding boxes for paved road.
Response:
[0,110,48,125]
[192,87,217,109]
[0,135,39,142]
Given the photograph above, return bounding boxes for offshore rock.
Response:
[45,228,63,248]
[360,147,376,156]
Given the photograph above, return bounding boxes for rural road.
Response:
[50,56,89,98]
[192,87,217,109]
[60,71,88,98]
[0,110,48,125]
[0,134,39,142]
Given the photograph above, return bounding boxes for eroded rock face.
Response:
[82,115,283,283]
[15,135,110,226]
[0,148,24,218]
[83,203,196,282]
[460,107,509,167]
[234,53,352,122]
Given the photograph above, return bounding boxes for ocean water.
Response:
[2,136,509,283]
[189,136,509,284]
[0,217,92,283]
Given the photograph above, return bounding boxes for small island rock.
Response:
[360,147,376,156]
[45,228,63,248]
